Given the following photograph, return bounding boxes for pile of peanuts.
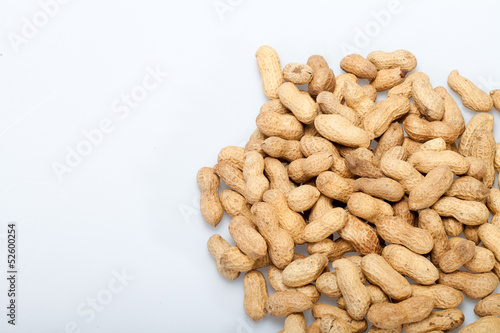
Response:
[197,46,500,332]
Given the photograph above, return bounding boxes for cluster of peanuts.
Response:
[197,46,500,332]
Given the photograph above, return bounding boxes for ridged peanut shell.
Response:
[197,167,223,227]
[338,213,381,255]
[460,316,500,333]
[286,185,320,212]
[340,54,377,80]
[243,270,268,321]
[432,196,489,225]
[448,70,493,111]
[367,50,417,71]
[403,309,464,333]
[411,284,464,309]
[256,45,283,99]
[408,165,454,211]
[283,63,313,84]
[282,253,328,287]
[278,82,318,124]
[438,271,499,299]
[265,291,313,317]
[256,111,304,140]
[314,114,370,148]
[303,207,347,243]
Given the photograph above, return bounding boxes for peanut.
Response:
[443,217,465,237]
[445,176,490,201]
[307,238,355,261]
[412,78,445,121]
[278,82,319,124]
[245,128,267,155]
[418,209,450,265]
[283,63,313,84]
[460,316,500,333]
[402,136,422,155]
[371,68,407,91]
[432,196,489,225]
[347,192,393,223]
[308,68,336,97]
[260,99,289,114]
[462,244,495,273]
[288,152,334,183]
[492,89,500,111]
[303,207,347,243]
[267,265,320,303]
[197,167,223,227]
[338,213,381,255]
[362,84,378,102]
[217,146,245,170]
[410,284,464,309]
[408,165,454,211]
[255,45,283,99]
[403,114,460,143]
[387,72,429,99]
[220,246,258,272]
[467,130,496,187]
[438,237,476,273]
[214,161,246,195]
[466,156,488,179]
[282,313,307,333]
[393,196,416,226]
[286,185,320,212]
[265,291,313,317]
[344,80,375,118]
[316,91,361,126]
[316,171,354,203]
[439,270,499,299]
[459,113,494,156]
[261,137,303,161]
[315,272,341,298]
[333,73,358,103]
[448,69,493,111]
[312,303,367,333]
[282,253,328,287]
[363,95,410,138]
[243,151,269,204]
[435,86,466,136]
[478,223,500,262]
[408,150,468,174]
[373,122,404,166]
[367,50,417,71]
[337,284,389,310]
[315,114,371,148]
[207,234,240,280]
[464,225,480,245]
[367,296,434,329]
[256,110,304,140]
[307,55,328,72]
[219,189,256,224]
[345,154,384,178]
[403,309,464,333]
[475,293,500,317]
[264,157,296,194]
[340,54,377,80]
[228,216,267,259]
[380,150,424,193]
[243,270,268,321]
[320,315,355,333]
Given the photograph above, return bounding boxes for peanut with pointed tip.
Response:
[411,284,464,309]
[316,91,361,126]
[307,238,355,261]
[491,89,500,111]
[403,309,464,333]
[217,146,245,170]
[408,165,454,211]
[343,80,375,118]
[380,152,424,194]
[439,270,499,299]
[367,296,435,330]
[478,223,500,262]
[340,54,378,80]
[418,209,450,265]
[460,316,500,333]
[371,67,407,91]
[382,245,439,285]
[435,86,466,135]
[459,113,494,154]
[353,177,405,202]
[412,78,445,121]
[373,123,404,166]
[261,137,303,162]
[286,185,320,212]
[255,45,283,99]
[315,272,341,298]
[363,95,410,138]
[338,213,381,255]
[367,49,417,71]
[303,207,347,243]
[265,291,313,317]
[251,202,294,269]
[256,111,304,140]
[408,150,468,174]
[446,176,490,201]
[307,55,328,72]
[347,192,393,223]
[316,171,354,203]
[264,157,296,195]
[228,216,267,259]
[282,254,328,287]
[438,237,476,273]
[245,128,267,155]
[243,151,269,204]
[283,63,313,84]
[314,114,371,148]
[278,82,319,124]
[433,196,489,225]
[345,155,384,178]
[197,167,223,227]
[288,152,334,183]
[243,270,268,321]
[207,235,240,280]
[263,189,306,244]
[309,68,336,97]
[387,72,429,98]
[332,258,371,320]
[361,254,412,301]
[403,114,461,143]
[448,69,493,111]
[214,161,246,196]
[474,294,500,317]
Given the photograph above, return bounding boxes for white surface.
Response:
[0,0,500,332]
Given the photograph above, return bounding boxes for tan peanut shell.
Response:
[445,176,490,201]
[380,151,424,194]
[464,225,480,245]
[286,185,320,212]
[393,196,416,226]
[418,137,446,152]
[320,315,355,333]
[467,130,496,188]
[367,327,402,333]
[465,156,487,180]
[459,113,494,155]
[343,80,375,118]
[408,150,468,174]
[387,72,429,99]
[311,303,367,333]
[362,84,378,102]
[278,82,318,124]
[220,246,258,272]
[361,253,411,301]
[267,265,320,303]
[261,137,303,162]
[363,95,410,138]
[382,244,439,285]
[316,91,361,126]
[496,143,500,173]
[339,285,390,310]
[438,237,476,273]
[243,270,268,321]
[245,128,267,155]
[260,99,288,114]
[219,189,256,224]
[460,316,500,333]
[403,115,460,143]
[338,213,381,255]
[256,111,304,140]
[345,155,384,179]
[282,253,328,287]
[228,216,267,259]
[314,114,371,148]
[207,234,240,280]
[478,223,500,262]
[214,161,246,196]
[243,151,269,204]
[408,165,454,211]
[371,68,407,91]
[264,157,296,195]
[309,68,336,97]
[282,313,307,333]
[373,122,404,166]
[367,50,417,71]
[316,171,354,203]
[303,207,347,242]
[448,69,493,111]
[347,192,393,223]
[432,196,489,225]
[474,293,500,317]
[333,73,358,103]
[256,45,283,99]
[251,202,294,269]
[340,54,377,80]
[403,309,464,333]
[372,215,434,254]
[411,284,464,309]
[332,258,371,320]
[197,167,223,227]
[439,270,499,299]
[307,238,354,261]
[217,146,245,170]
[463,245,495,273]
[308,194,334,221]
[265,291,313,317]
[367,296,434,329]
[307,55,328,72]
[487,188,500,214]
[402,136,422,155]
[443,217,464,237]
[418,209,450,265]
[288,152,334,183]
[435,86,466,136]
[412,78,445,121]
[299,136,353,178]
[315,272,341,298]
[283,63,313,84]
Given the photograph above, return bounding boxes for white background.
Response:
[0,0,500,332]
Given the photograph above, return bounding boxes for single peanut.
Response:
[435,86,465,136]
[343,79,375,118]
[467,130,496,187]
[228,216,267,259]
[303,207,347,243]
[245,128,267,155]
[207,234,240,280]
[264,157,296,195]
[307,238,355,261]
[256,45,283,99]
[278,82,319,124]
[256,110,304,140]
[316,91,361,126]
[445,176,490,201]
[214,161,246,195]
[345,155,384,179]
[475,293,500,317]
[412,78,445,121]
[466,156,488,180]
[387,72,429,99]
[338,213,381,255]
[217,146,245,170]
[315,272,341,298]
[311,303,367,333]
[438,237,476,273]
[265,291,313,317]
[261,137,303,162]
[393,196,416,226]
[333,73,358,103]
[478,223,500,262]
[380,150,424,193]
[432,196,489,225]
[283,63,313,84]
[243,270,268,321]
[403,309,464,333]
[363,95,410,138]
[367,296,434,329]
[408,150,468,174]
[347,192,393,223]
[288,152,334,183]
[442,217,465,237]
[286,185,320,212]
[448,69,493,111]
[403,114,460,143]
[373,122,404,166]
[219,189,256,224]
[316,171,354,203]
[367,50,417,71]
[315,114,371,148]
[459,113,494,156]
[418,209,450,265]
[282,253,328,287]
[408,165,454,211]
[371,68,407,91]
[340,54,377,80]
[308,68,336,97]
[243,151,269,204]
[197,167,223,227]
[282,313,307,333]
[460,316,500,333]
[439,270,499,299]
[410,284,464,309]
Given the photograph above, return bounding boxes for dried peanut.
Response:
[418,209,450,265]
[432,196,489,225]
[478,223,500,262]
[445,176,490,201]
[464,225,480,245]
[243,151,269,204]
[439,270,499,299]
[278,82,319,124]
[333,73,358,103]
[345,154,384,178]
[492,89,500,111]
[380,151,424,193]
[243,270,268,321]
[256,110,304,140]
[265,291,313,317]
[197,167,223,227]
[228,216,267,259]
[402,136,422,156]
[419,137,446,152]
[261,137,303,162]
[448,69,493,111]
[214,161,246,196]
[267,265,320,303]
[344,80,375,118]
[308,68,336,97]
[435,86,466,135]
[340,54,377,80]
[362,84,378,102]
[217,146,245,170]
[408,150,468,174]
[338,213,381,255]
[408,165,454,211]
[283,63,313,84]
[387,72,429,99]
[282,313,307,333]
[320,315,354,333]
[256,45,283,99]
[412,78,445,121]
[403,309,464,333]
[367,50,417,71]
[347,192,393,223]
[219,189,256,224]
[282,253,328,287]
[315,114,371,148]
[315,272,341,298]
[460,316,500,333]
[264,157,296,195]
[410,284,464,309]
[403,114,460,143]
[286,185,320,212]
[220,246,258,272]
[363,95,410,138]
[467,130,496,187]
[316,91,361,126]
[307,55,328,72]
[303,207,347,243]
[312,303,367,333]
[288,152,334,183]
[367,296,434,329]
[462,244,495,273]
[475,293,500,317]
[207,234,240,280]
[438,237,476,273]
[393,196,416,226]
[260,99,289,114]
[370,67,407,92]
[459,113,494,155]
[316,171,354,203]
[307,238,354,261]
[245,128,267,155]
[443,217,464,237]
[373,122,404,166]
